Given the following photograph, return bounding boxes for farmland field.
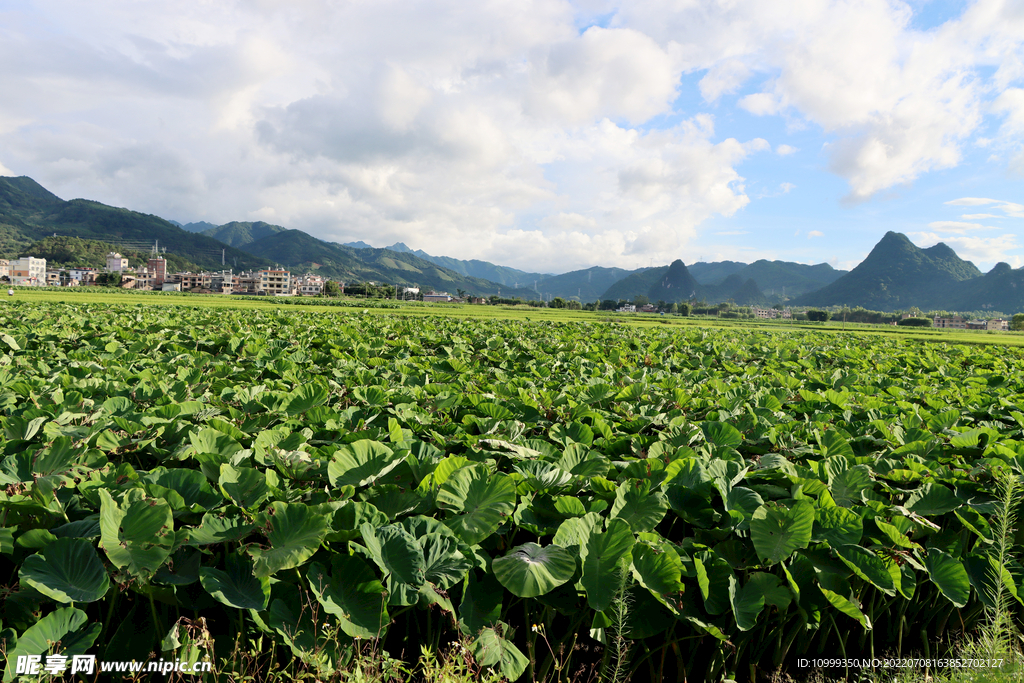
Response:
[0,299,1022,682]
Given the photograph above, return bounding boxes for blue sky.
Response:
[0,0,1022,274]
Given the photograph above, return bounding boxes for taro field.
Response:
[0,301,1022,682]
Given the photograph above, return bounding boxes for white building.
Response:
[10,257,46,286]
[257,269,292,295]
[105,252,129,272]
[424,292,452,303]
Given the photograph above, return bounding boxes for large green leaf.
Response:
[2,607,101,683]
[98,489,175,579]
[609,480,668,532]
[328,440,405,489]
[144,468,223,510]
[834,544,896,595]
[437,465,516,545]
[460,572,503,635]
[249,502,328,577]
[200,555,270,611]
[359,523,426,586]
[729,574,766,631]
[472,625,529,681]
[493,543,576,598]
[19,538,110,603]
[581,519,634,611]
[218,463,270,509]
[702,421,742,447]
[190,427,243,458]
[285,384,330,416]
[812,506,863,547]
[630,540,684,597]
[817,572,871,629]
[308,555,388,639]
[925,548,971,607]
[750,500,814,566]
[830,465,873,507]
[906,483,961,516]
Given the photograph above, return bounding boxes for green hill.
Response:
[0,176,270,271]
[730,260,844,297]
[201,221,287,247]
[241,230,539,298]
[648,260,701,303]
[600,267,665,301]
[530,266,637,301]
[367,242,550,288]
[793,232,982,310]
[688,261,747,284]
[24,236,201,273]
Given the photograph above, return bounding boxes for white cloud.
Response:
[780,182,795,193]
[776,144,797,156]
[927,221,996,233]
[807,230,823,238]
[0,160,14,176]
[960,213,1002,219]
[944,197,1024,217]
[908,232,1022,268]
[699,59,750,102]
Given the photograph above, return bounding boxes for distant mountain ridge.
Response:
[0,176,270,271]
[5,176,1021,313]
[793,232,985,310]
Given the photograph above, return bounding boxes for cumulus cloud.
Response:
[944,197,1024,217]
[927,221,996,233]
[960,213,1002,219]
[2,0,1023,271]
[908,232,1022,268]
[807,230,823,238]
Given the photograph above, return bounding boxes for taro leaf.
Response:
[834,545,896,595]
[663,458,708,488]
[145,468,223,510]
[437,466,516,545]
[581,519,634,611]
[817,431,854,458]
[924,548,970,607]
[874,519,921,549]
[19,538,110,603]
[328,440,405,489]
[154,547,202,585]
[285,384,329,417]
[472,625,529,682]
[817,572,871,629]
[609,480,668,532]
[493,543,576,598]
[98,489,175,579]
[549,422,594,446]
[421,533,472,589]
[307,555,388,639]
[813,506,863,547]
[460,572,503,636]
[0,527,12,554]
[830,465,873,507]
[552,512,602,552]
[249,502,328,578]
[189,428,242,458]
[200,555,270,611]
[187,512,255,545]
[32,436,80,477]
[723,486,763,530]
[359,523,426,586]
[954,508,992,543]
[906,483,961,516]
[2,607,100,683]
[702,421,742,448]
[219,464,270,509]
[750,500,814,566]
[729,574,765,631]
[746,572,792,611]
[514,460,572,491]
[630,541,684,597]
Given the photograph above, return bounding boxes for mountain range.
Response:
[3,175,1023,313]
